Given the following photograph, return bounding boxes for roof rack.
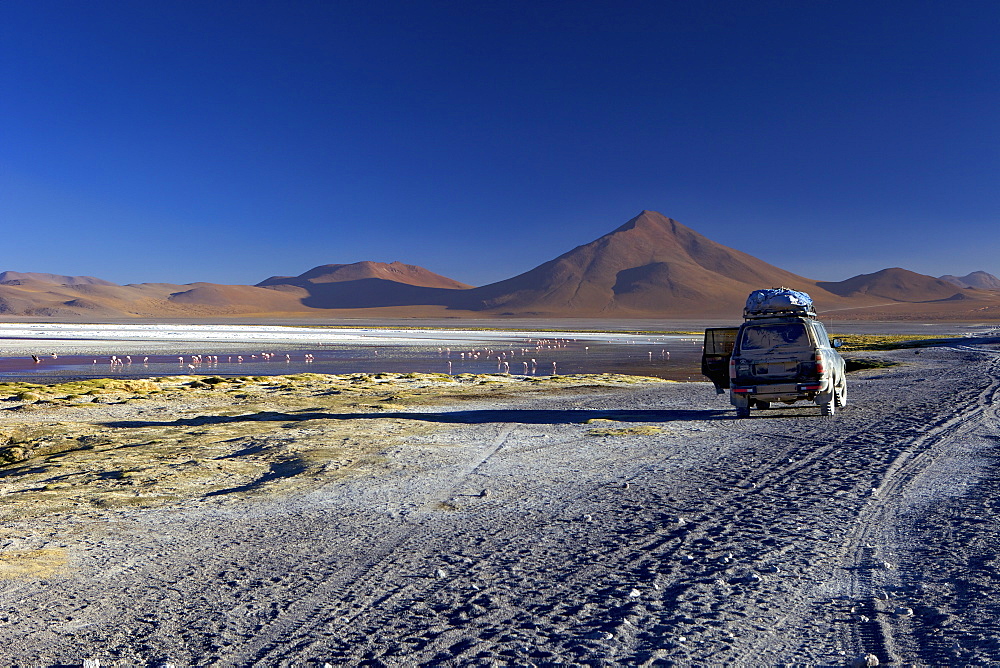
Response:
[743,304,817,319]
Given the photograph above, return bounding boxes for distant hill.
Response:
[0,271,118,287]
[258,261,471,289]
[453,210,840,316]
[256,260,472,310]
[817,268,967,302]
[940,271,1000,290]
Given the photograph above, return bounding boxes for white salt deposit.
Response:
[0,323,684,353]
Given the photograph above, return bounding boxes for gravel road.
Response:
[2,342,999,666]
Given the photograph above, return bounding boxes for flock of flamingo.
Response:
[436,337,669,376]
[22,336,676,378]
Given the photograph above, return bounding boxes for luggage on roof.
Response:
[744,288,816,318]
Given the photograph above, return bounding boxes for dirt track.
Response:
[1,342,999,666]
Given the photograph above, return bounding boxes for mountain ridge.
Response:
[1,211,998,320]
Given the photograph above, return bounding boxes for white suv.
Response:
[728,315,847,417]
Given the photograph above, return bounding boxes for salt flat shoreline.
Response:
[0,323,690,355]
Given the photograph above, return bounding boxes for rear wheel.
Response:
[736,406,750,419]
[834,375,847,408]
[820,401,835,416]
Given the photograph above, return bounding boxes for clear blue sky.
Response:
[2,1,997,286]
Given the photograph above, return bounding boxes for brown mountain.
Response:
[0,281,311,318]
[258,261,471,289]
[817,268,967,302]
[940,271,1000,290]
[256,260,472,310]
[452,210,842,316]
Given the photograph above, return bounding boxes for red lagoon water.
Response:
[0,338,706,383]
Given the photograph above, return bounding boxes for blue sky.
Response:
[2,1,997,286]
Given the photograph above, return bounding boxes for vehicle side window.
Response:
[739,323,809,350]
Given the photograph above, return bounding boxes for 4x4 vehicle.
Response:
[702,289,847,418]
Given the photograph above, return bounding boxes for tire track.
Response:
[720,349,1000,665]
[219,422,516,666]
[839,353,1000,664]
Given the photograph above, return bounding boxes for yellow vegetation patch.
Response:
[0,548,68,579]
[0,372,670,519]
[831,333,946,351]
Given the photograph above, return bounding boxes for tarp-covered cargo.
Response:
[744,288,816,319]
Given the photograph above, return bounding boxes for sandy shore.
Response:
[0,341,999,665]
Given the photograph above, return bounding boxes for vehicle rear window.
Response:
[704,328,738,355]
[739,323,810,350]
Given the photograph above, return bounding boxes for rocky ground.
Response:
[0,341,998,666]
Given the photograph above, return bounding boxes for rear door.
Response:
[702,327,738,392]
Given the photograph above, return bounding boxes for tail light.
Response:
[814,353,825,374]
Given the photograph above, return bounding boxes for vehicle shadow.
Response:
[102,407,732,429]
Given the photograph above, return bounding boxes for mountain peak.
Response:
[464,211,820,315]
[612,210,676,234]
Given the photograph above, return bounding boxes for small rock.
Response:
[745,572,762,583]
[895,606,914,617]
[880,560,894,570]
[435,568,448,579]
[480,488,491,498]
[851,653,879,667]
[622,482,630,489]
[628,588,641,598]
[766,565,780,573]
[582,514,593,522]
[83,661,100,668]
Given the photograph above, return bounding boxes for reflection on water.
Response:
[0,336,706,383]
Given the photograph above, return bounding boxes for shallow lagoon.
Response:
[0,324,705,382]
